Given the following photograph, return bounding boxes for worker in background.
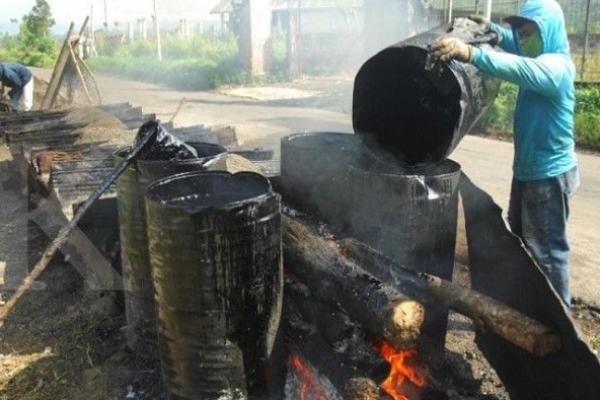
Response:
[431,0,579,306]
[0,62,34,112]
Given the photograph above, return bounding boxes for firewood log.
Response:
[340,238,561,356]
[285,279,391,382]
[282,215,425,349]
[286,301,381,398]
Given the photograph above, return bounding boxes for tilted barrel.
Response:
[353,19,500,164]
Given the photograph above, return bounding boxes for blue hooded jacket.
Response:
[471,0,577,181]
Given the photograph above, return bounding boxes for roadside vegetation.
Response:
[88,32,288,90]
[0,0,58,68]
[484,83,600,151]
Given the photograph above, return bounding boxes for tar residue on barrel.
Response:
[348,156,461,364]
[132,120,198,160]
[116,121,225,361]
[353,19,500,164]
[281,132,363,229]
[145,171,283,400]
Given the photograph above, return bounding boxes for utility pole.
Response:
[153,0,163,61]
[140,18,147,40]
[90,4,97,56]
[103,0,108,31]
[581,0,592,80]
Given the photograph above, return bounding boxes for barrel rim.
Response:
[145,170,276,212]
[349,158,461,179]
[353,42,466,164]
[114,141,226,166]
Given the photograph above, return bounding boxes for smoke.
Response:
[278,0,443,76]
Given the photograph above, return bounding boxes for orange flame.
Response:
[289,354,330,400]
[373,340,426,400]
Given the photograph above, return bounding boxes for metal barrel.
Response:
[145,171,283,400]
[115,142,226,360]
[281,132,364,229]
[353,19,500,164]
[347,158,461,363]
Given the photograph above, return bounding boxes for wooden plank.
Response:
[68,43,94,106]
[42,22,76,109]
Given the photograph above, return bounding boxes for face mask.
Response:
[519,31,543,57]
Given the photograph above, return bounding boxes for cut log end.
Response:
[283,215,424,351]
[382,300,426,349]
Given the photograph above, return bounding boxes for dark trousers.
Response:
[508,166,580,306]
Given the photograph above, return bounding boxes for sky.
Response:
[0,0,221,35]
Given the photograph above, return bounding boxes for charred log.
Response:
[340,238,561,356]
[282,215,425,349]
[286,301,381,398]
[285,279,391,382]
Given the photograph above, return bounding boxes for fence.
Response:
[431,0,600,81]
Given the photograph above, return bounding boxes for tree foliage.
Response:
[0,0,57,67]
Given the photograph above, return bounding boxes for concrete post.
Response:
[128,21,135,42]
[484,0,492,21]
[141,18,147,40]
[286,2,301,77]
[237,0,272,75]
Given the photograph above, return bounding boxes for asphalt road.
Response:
[33,69,600,305]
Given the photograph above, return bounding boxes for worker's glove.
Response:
[468,14,491,31]
[431,37,474,63]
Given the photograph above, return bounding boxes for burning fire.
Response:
[289,354,329,400]
[373,340,426,400]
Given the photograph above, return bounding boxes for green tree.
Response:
[18,0,57,65]
[21,0,55,38]
[0,0,59,67]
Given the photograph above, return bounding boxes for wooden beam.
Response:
[42,22,75,109]
[340,239,562,356]
[67,43,94,106]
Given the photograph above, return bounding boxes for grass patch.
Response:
[482,82,600,151]
[88,33,288,90]
[89,56,248,90]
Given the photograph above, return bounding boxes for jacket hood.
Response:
[507,0,570,55]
